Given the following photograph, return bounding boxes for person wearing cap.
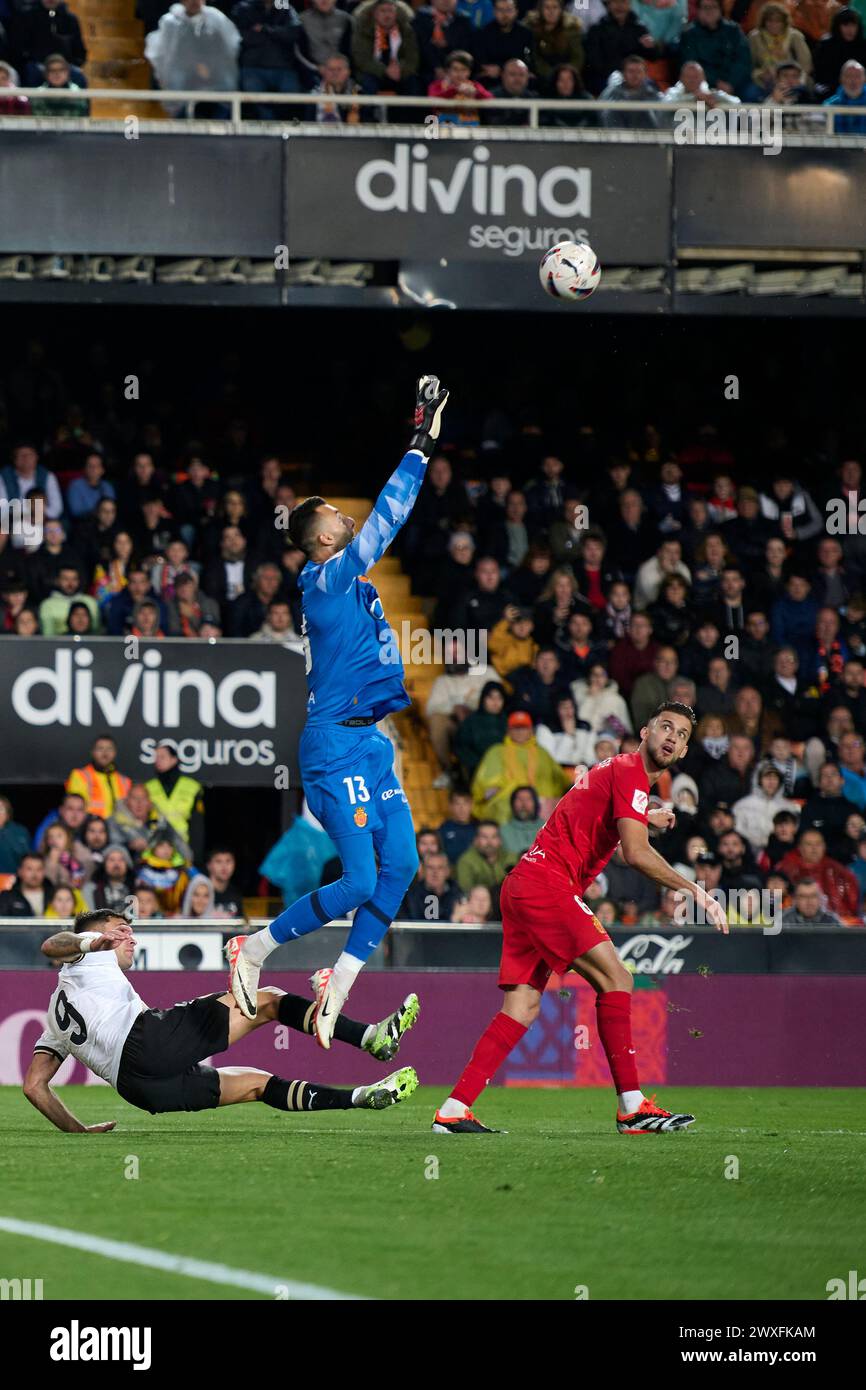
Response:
[488,605,538,681]
[65,736,132,821]
[724,485,769,568]
[144,741,204,858]
[471,709,569,824]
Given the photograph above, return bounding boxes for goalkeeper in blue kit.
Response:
[226,377,449,1047]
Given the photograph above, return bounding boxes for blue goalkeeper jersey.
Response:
[298,450,427,726]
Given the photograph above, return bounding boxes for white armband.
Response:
[76,932,102,955]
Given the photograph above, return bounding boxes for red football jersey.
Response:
[515,750,651,893]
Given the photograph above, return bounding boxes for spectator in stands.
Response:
[763,58,812,110]
[500,785,544,856]
[476,0,532,84]
[250,597,300,644]
[584,0,657,96]
[485,53,535,119]
[425,636,490,786]
[451,883,495,922]
[415,0,477,87]
[26,50,88,115]
[634,537,690,611]
[2,443,62,520]
[824,57,866,130]
[455,819,514,894]
[227,560,283,637]
[86,846,136,914]
[815,8,866,98]
[537,693,596,765]
[631,645,679,729]
[489,605,538,680]
[149,539,198,605]
[165,569,221,637]
[201,525,252,619]
[41,823,86,893]
[540,59,594,123]
[524,454,571,530]
[547,497,587,568]
[555,610,608,684]
[771,573,819,674]
[104,566,167,637]
[130,597,164,639]
[145,0,241,119]
[65,736,132,820]
[297,0,353,86]
[632,0,685,46]
[780,877,843,927]
[799,761,861,860]
[45,883,88,920]
[399,850,463,921]
[759,473,822,543]
[38,565,100,636]
[0,62,31,115]
[205,847,243,916]
[1,579,30,635]
[572,660,633,734]
[66,452,115,520]
[352,0,420,96]
[812,537,850,611]
[108,783,158,857]
[697,654,736,718]
[0,795,30,875]
[132,884,163,920]
[232,0,303,117]
[438,789,478,863]
[117,453,163,528]
[778,827,860,921]
[608,610,659,700]
[648,573,693,650]
[838,731,866,810]
[0,853,48,917]
[526,0,584,86]
[137,829,194,917]
[427,48,493,121]
[605,489,660,581]
[484,489,529,571]
[761,807,800,872]
[828,657,866,725]
[458,0,495,31]
[678,0,753,98]
[703,733,756,806]
[310,51,366,122]
[454,678,507,778]
[600,53,661,127]
[748,3,812,93]
[144,738,204,850]
[448,554,513,636]
[181,874,217,918]
[734,761,800,852]
[169,456,221,543]
[509,646,569,725]
[471,709,569,822]
[13,1,86,84]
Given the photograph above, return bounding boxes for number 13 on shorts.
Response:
[342,776,370,805]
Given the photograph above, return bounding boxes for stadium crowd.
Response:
[1,346,866,930]
[1,0,866,127]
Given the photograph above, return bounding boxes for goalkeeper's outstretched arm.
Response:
[318,375,449,591]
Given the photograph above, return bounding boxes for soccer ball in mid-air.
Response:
[539,241,601,303]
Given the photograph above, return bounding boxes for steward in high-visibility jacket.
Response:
[145,739,204,851]
[66,754,132,820]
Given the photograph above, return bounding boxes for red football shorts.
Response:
[498,868,611,992]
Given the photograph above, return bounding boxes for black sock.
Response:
[261,1075,354,1112]
[277,992,368,1050]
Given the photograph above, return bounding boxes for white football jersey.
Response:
[33,951,148,1087]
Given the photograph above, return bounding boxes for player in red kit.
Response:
[433,702,728,1135]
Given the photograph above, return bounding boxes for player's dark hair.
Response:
[288,496,327,556]
[652,700,697,728]
[74,907,126,933]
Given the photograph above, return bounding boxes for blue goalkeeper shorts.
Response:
[300,723,409,839]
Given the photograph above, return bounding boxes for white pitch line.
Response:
[0,1217,366,1300]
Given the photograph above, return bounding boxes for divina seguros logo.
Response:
[354,143,592,259]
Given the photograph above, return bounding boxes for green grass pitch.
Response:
[1,1085,863,1301]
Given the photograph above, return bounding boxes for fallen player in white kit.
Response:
[23,910,419,1130]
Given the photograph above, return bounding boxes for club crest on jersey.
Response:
[632,789,649,814]
[354,807,368,827]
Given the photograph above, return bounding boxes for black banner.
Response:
[287,136,671,264]
[0,133,283,256]
[676,146,866,250]
[0,638,307,786]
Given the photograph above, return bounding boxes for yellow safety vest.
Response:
[144,775,203,837]
[66,765,132,818]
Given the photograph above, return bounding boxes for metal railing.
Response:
[3,85,865,138]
